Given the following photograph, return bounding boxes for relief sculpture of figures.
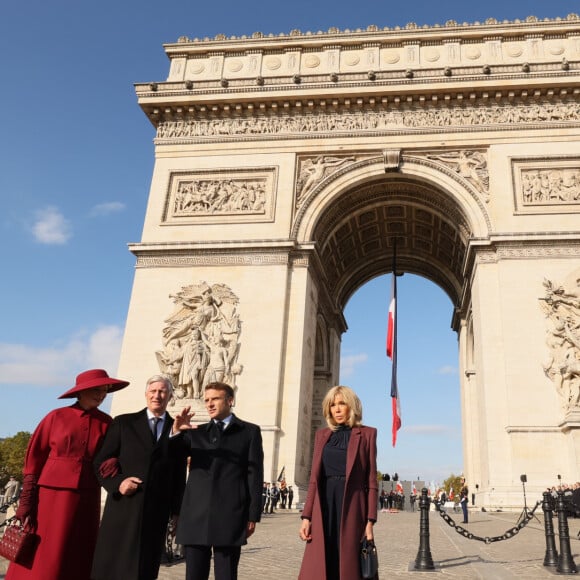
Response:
[156,102,580,141]
[521,168,580,205]
[540,274,580,413]
[427,150,489,199]
[296,155,356,202]
[156,282,243,400]
[173,178,267,216]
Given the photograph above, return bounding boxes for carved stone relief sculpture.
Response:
[174,178,265,215]
[296,155,357,206]
[426,150,489,201]
[520,168,580,205]
[164,168,277,223]
[155,101,580,141]
[540,274,580,414]
[156,281,243,400]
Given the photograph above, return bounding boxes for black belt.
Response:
[326,475,346,480]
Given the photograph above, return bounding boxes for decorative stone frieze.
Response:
[163,168,277,223]
[133,250,295,268]
[153,100,580,143]
[474,242,580,264]
[512,157,580,213]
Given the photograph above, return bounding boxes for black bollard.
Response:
[555,490,578,574]
[414,487,435,570]
[542,491,558,567]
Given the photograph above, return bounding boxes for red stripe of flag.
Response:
[387,273,401,447]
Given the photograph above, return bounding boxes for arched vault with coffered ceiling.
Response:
[293,153,490,312]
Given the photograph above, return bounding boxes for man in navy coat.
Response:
[172,381,264,580]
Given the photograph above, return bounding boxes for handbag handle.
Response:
[9,516,36,533]
[361,537,376,551]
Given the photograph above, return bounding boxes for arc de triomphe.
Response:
[112,14,580,508]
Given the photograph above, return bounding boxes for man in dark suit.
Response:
[172,381,264,580]
[92,375,186,580]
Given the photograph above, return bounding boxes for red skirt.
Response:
[6,485,101,580]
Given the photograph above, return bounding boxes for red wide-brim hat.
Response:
[58,368,130,399]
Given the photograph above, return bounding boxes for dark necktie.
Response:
[216,420,225,433]
[151,417,161,441]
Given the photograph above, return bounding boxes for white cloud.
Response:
[86,326,124,369]
[0,325,123,386]
[437,365,457,375]
[90,202,126,216]
[340,353,368,378]
[31,206,72,244]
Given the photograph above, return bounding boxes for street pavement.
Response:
[1,505,579,578]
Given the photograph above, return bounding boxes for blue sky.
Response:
[1,0,578,484]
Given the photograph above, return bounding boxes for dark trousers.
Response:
[461,500,468,523]
[185,545,241,580]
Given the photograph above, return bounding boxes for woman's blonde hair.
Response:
[322,385,363,430]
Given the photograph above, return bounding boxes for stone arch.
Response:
[294,155,489,309]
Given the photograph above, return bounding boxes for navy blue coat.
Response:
[176,414,264,547]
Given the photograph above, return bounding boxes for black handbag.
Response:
[0,519,39,568]
[360,537,379,579]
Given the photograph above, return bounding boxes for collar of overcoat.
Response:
[203,413,242,433]
[139,408,173,446]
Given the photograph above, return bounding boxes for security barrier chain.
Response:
[435,500,542,544]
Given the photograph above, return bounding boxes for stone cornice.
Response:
[137,16,580,122]
[129,239,299,253]
[138,78,580,111]
[463,235,580,272]
[165,14,580,50]
[128,239,315,267]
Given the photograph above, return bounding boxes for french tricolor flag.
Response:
[387,272,401,447]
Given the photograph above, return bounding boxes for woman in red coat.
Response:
[6,369,129,580]
[299,385,378,580]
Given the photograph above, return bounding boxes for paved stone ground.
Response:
[1,506,579,578]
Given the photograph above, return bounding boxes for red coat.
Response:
[6,404,111,580]
[299,425,378,580]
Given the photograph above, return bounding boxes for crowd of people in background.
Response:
[375,479,580,523]
[379,489,409,511]
[547,483,580,517]
[262,481,294,514]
